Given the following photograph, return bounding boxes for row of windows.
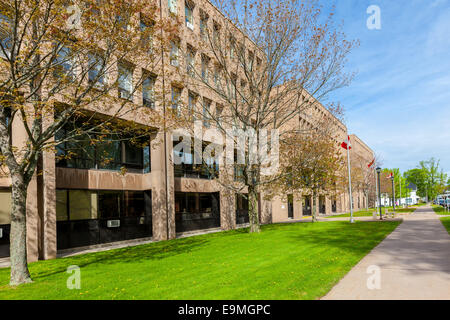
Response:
[173,140,219,180]
[172,0,262,66]
[57,49,157,109]
[56,189,152,222]
[56,125,151,173]
[174,192,217,215]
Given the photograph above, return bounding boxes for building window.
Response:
[0,190,11,225]
[69,190,95,220]
[96,139,122,170]
[215,104,223,127]
[188,91,197,119]
[256,57,262,69]
[54,46,75,79]
[173,140,218,179]
[168,0,177,14]
[212,22,220,45]
[175,192,217,214]
[238,43,245,58]
[56,190,68,222]
[0,13,12,58]
[56,124,151,173]
[116,14,131,31]
[186,46,195,77]
[57,189,151,222]
[142,74,155,108]
[171,86,182,113]
[199,12,208,41]
[240,80,246,103]
[248,50,254,70]
[185,1,194,30]
[118,62,133,101]
[202,98,211,128]
[214,67,222,90]
[140,19,154,53]
[170,41,179,66]
[201,55,209,83]
[98,191,121,219]
[229,36,236,58]
[88,53,105,88]
[230,73,237,99]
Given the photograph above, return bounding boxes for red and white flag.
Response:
[386,172,394,179]
[368,159,375,168]
[341,135,352,150]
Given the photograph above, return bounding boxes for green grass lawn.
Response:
[432,205,450,215]
[0,220,400,300]
[325,210,377,218]
[326,207,413,218]
[440,217,450,235]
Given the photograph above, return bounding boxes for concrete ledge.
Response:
[57,236,154,258]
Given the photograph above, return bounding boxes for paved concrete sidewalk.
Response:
[323,205,450,300]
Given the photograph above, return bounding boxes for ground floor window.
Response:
[319,196,326,214]
[332,198,337,213]
[0,190,11,258]
[236,194,249,224]
[175,192,220,233]
[57,189,152,250]
[302,196,312,216]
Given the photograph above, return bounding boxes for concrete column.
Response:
[151,131,175,241]
[325,197,332,215]
[40,111,57,260]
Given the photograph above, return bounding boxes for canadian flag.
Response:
[341,136,352,150]
[368,159,375,168]
[386,172,394,179]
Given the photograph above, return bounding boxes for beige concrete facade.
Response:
[0,0,374,261]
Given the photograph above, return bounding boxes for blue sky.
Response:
[324,0,450,174]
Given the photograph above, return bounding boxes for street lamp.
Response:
[376,167,383,220]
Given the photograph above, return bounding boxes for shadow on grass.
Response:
[286,221,401,256]
[27,226,261,281]
[29,235,211,280]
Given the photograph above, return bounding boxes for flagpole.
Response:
[346,136,354,223]
[374,167,378,212]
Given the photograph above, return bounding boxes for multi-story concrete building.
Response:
[0,0,374,261]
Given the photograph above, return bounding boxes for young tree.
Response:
[173,0,356,232]
[419,158,447,200]
[272,112,345,222]
[351,153,379,210]
[0,0,177,285]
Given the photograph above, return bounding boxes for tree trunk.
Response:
[9,173,32,286]
[312,191,317,222]
[366,191,369,211]
[248,186,260,233]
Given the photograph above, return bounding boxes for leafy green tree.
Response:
[404,168,427,197]
[405,158,447,201]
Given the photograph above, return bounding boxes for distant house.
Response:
[378,182,420,207]
[404,183,420,205]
